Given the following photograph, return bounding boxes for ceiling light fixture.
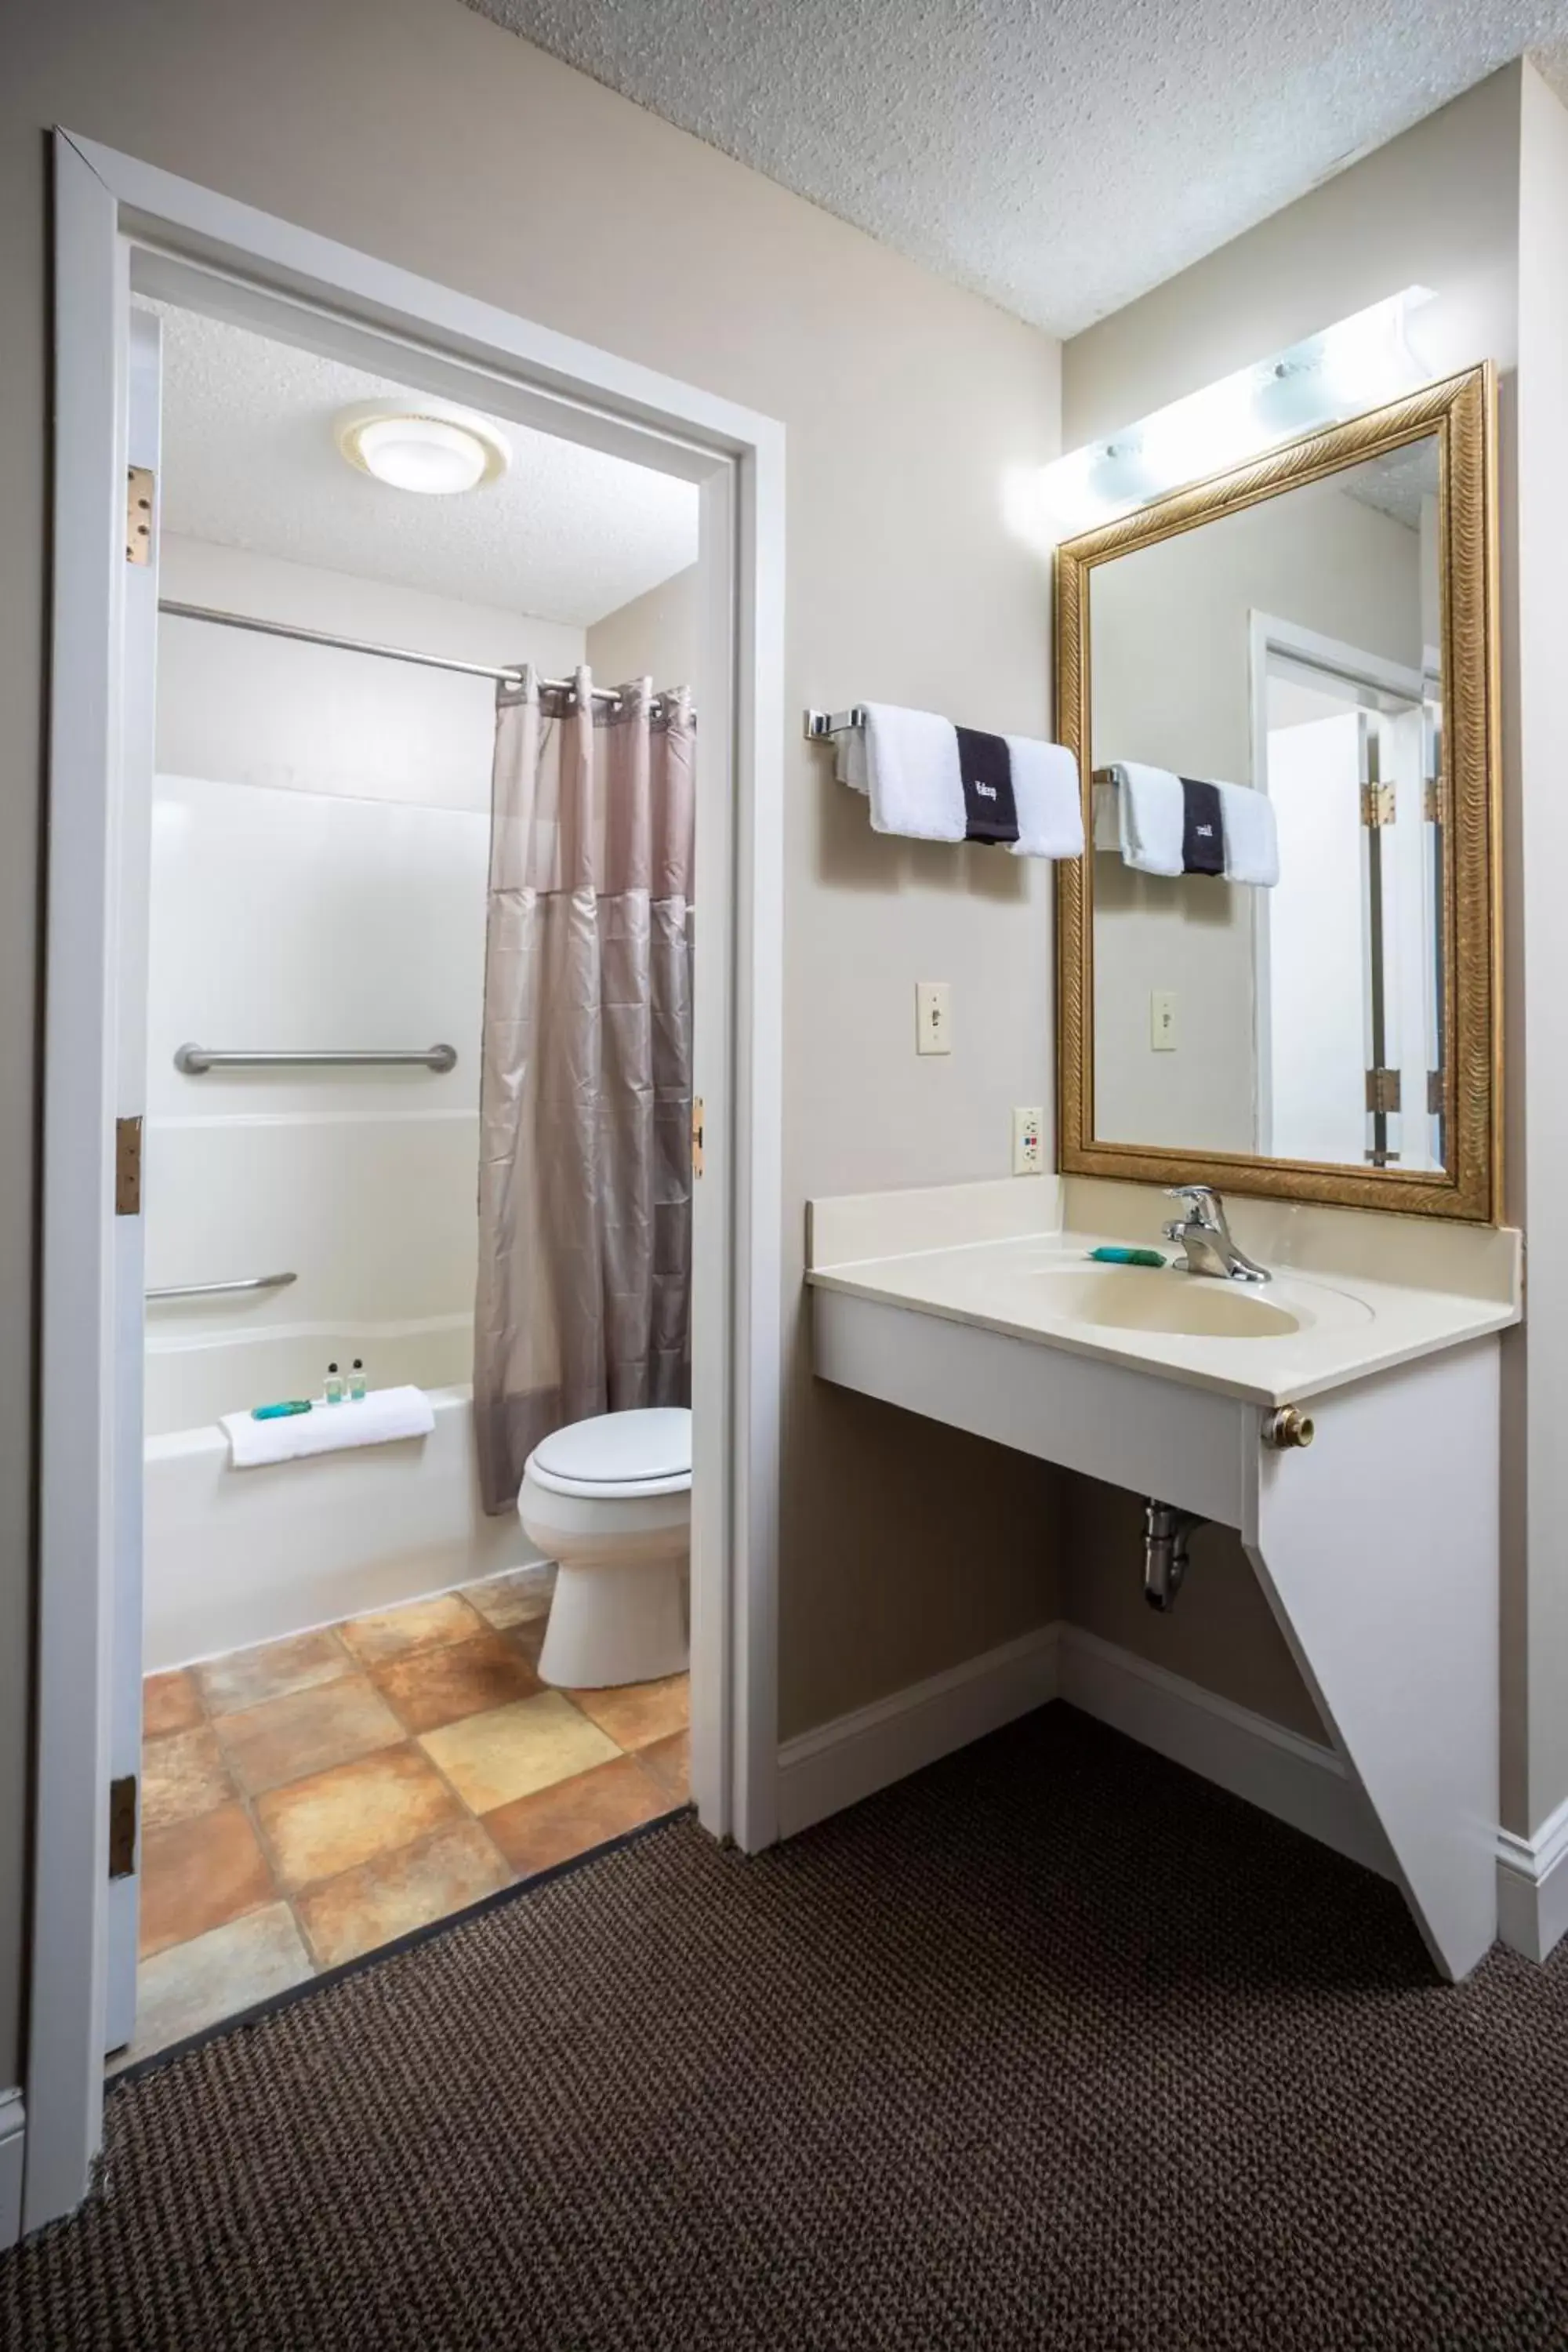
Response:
[334,399,511,495]
[1036,288,1436,538]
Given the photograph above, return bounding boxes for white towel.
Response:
[1092,779,1120,851]
[1218,782,1279,887]
[223,1384,436,1469]
[1004,737,1083,859]
[835,703,967,842]
[1112,762,1185,877]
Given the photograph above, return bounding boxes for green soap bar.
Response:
[1086,1246,1167,1268]
[251,1399,314,1421]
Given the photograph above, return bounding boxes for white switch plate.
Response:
[1150,989,1178,1052]
[1012,1105,1044,1174]
[916,981,952,1055]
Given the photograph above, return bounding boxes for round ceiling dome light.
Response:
[334,399,511,495]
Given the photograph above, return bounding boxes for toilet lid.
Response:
[531,1406,691,1488]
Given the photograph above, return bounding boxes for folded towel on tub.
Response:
[223,1385,436,1469]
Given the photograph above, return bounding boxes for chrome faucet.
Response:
[1162,1185,1270,1284]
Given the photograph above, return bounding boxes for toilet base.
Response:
[538,1555,689,1689]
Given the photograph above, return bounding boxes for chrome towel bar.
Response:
[175,1044,458,1074]
[146,1272,297,1302]
[804,706,868,739]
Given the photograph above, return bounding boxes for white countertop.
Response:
[806,1176,1523,1409]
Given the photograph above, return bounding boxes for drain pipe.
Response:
[1142,1501,1206,1612]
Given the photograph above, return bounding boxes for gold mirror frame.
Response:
[1054,362,1501,1221]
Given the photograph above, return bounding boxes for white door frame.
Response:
[27,126,785,2236]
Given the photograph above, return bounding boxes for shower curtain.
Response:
[474,666,695,1515]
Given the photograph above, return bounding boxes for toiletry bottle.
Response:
[349,1358,367,1402]
[325,1361,344,1405]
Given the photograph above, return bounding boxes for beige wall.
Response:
[1091,482,1421,1155]
[586,565,701,692]
[3,0,1065,2089]
[1059,69,1522,1779]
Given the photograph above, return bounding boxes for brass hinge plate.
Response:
[125,466,154,565]
[691,1096,704,1180]
[115,1116,143,1216]
[1361,782,1396,828]
[1366,1066,1402,1116]
[1428,1069,1444,1116]
[1424,774,1443,825]
[108,1775,137,1879]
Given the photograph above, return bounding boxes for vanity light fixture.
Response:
[334,398,512,495]
[1039,288,1436,535]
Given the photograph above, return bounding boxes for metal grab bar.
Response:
[146,1272,297,1302]
[175,1043,457,1075]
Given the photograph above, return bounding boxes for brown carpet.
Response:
[4,1705,1568,2350]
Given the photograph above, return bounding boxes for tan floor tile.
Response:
[637,1728,691,1805]
[256,1745,460,1893]
[142,1726,236,1835]
[129,1904,313,2063]
[338,1592,486,1667]
[216,1675,405,1797]
[461,1563,556,1631]
[484,1754,671,1878]
[419,1690,619,1814]
[195,1628,350,1717]
[140,1801,278,1958]
[143,1668,204,1737]
[509,1617,549,1671]
[568,1672,690,1751]
[295,1820,512,1970]
[372,1631,542,1735]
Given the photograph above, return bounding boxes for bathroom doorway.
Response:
[117,293,705,2064]
[30,129,783,2234]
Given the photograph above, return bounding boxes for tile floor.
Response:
[122,1564,690,2065]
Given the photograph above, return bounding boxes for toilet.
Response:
[518,1406,691,1689]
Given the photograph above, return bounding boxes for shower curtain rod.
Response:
[158,600,648,702]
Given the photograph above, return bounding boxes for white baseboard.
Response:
[1497,1793,1568,1963]
[0,2091,24,2252]
[1056,1626,1396,1882]
[776,1624,1062,1838]
[776,1618,1397,1886]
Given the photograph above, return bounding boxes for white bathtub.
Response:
[144,1373,539,1672]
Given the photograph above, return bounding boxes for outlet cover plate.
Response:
[1012,1105,1044,1174]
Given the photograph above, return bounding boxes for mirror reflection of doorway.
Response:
[1253,621,1441,1172]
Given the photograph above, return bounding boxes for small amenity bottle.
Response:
[349,1358,367,1402]
[325,1361,345,1405]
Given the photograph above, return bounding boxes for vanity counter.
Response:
[806,1175,1521,1410]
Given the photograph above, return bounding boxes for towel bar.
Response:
[803,707,867,740]
[146,1272,297,1301]
[175,1044,458,1074]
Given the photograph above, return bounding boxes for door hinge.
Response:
[1424,773,1443,825]
[691,1096,705,1180]
[1366,1066,1402,1116]
[108,1775,137,1878]
[125,466,154,565]
[115,1115,143,1216]
[1428,1068,1444,1116]
[1361,782,1396,828]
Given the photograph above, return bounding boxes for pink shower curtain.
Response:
[474,666,695,1515]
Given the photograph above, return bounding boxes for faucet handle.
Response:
[1165,1183,1224,1227]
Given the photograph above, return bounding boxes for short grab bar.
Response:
[146,1272,298,1302]
[175,1044,457,1074]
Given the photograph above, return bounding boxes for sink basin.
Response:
[1034,1268,1303,1340]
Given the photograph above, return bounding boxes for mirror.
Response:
[1056,366,1500,1220]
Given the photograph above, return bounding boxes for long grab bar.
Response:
[175,1043,458,1075]
[146,1271,298,1302]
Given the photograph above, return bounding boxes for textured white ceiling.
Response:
[148,304,699,626]
[463,0,1568,335]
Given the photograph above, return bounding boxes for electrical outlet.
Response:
[916,981,952,1055]
[1150,989,1178,1052]
[1012,1105,1044,1175]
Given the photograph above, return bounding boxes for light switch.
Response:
[916,981,952,1055]
[1150,989,1178,1052]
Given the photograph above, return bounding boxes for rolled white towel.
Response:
[1112,762,1185,877]
[1004,738,1083,859]
[223,1384,436,1469]
[1218,781,1279,887]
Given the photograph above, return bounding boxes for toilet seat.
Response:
[527,1406,691,1501]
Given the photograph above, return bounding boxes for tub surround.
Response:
[807,1173,1519,1983]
